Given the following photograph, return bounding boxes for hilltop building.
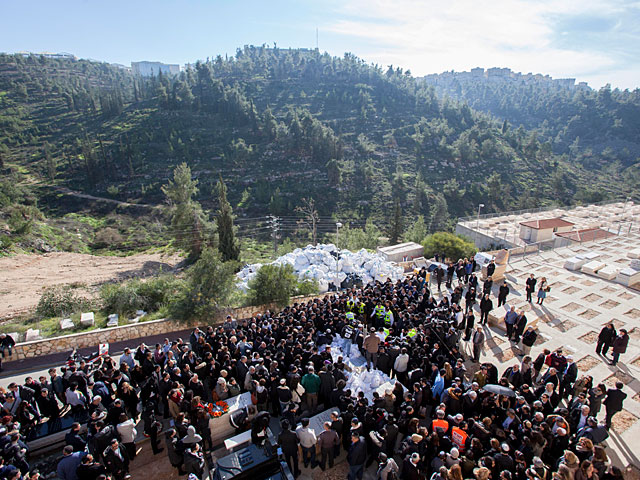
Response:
[131,61,180,77]
[422,68,591,91]
[17,51,76,59]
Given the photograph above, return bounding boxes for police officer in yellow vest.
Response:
[372,304,385,327]
[384,310,393,327]
[346,299,355,312]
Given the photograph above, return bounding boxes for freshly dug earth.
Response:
[0,252,182,319]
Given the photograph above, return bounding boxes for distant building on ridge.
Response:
[131,61,180,77]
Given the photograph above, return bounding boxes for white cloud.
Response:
[323,0,639,88]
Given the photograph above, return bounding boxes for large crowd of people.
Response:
[0,260,630,480]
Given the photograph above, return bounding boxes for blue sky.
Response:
[2,0,638,89]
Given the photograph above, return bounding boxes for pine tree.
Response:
[161,163,210,260]
[403,215,427,244]
[216,175,240,262]
[429,194,450,232]
[389,199,403,244]
[43,143,56,181]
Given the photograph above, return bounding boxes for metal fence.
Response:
[457,198,633,224]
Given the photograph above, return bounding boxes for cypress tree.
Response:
[217,175,240,261]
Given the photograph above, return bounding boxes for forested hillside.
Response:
[421,72,640,178]
[0,48,637,254]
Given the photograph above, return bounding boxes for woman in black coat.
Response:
[165,428,186,476]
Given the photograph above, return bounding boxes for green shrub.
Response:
[247,264,298,307]
[36,286,90,318]
[100,282,143,317]
[170,248,237,320]
[422,232,476,262]
[100,275,185,317]
[296,278,319,296]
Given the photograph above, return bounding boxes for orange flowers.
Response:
[206,400,229,418]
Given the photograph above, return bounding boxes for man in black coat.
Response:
[611,329,629,366]
[64,422,86,452]
[513,311,528,343]
[525,274,536,302]
[487,260,496,278]
[347,433,367,480]
[278,420,300,478]
[479,294,493,326]
[401,452,421,480]
[497,281,509,307]
[595,323,616,356]
[521,327,537,356]
[76,454,107,480]
[37,388,61,420]
[102,439,130,480]
[559,356,578,399]
[330,411,344,457]
[603,382,627,429]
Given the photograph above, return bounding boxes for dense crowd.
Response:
[0,261,630,480]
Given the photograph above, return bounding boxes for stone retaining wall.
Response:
[8,294,325,361]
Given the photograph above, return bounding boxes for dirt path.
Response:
[0,251,182,319]
[52,186,157,209]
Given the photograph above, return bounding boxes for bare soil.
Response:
[0,252,182,319]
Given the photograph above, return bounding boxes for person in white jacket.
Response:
[116,413,137,459]
[393,347,410,385]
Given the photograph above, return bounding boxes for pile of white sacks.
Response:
[236,243,405,293]
[325,334,403,402]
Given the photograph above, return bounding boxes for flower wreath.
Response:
[207,400,229,418]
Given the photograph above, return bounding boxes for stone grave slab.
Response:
[80,312,95,326]
[60,318,74,330]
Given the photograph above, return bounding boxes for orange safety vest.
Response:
[451,426,468,451]
[432,419,449,433]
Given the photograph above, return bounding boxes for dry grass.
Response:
[624,308,640,319]
[583,293,603,302]
[575,355,600,371]
[604,371,634,387]
[578,309,601,320]
[611,409,638,433]
[562,286,580,295]
[600,299,621,309]
[495,348,516,362]
[553,320,577,332]
[610,319,626,330]
[578,331,599,344]
[628,328,640,341]
[561,302,582,312]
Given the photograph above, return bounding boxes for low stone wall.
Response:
[8,293,326,361]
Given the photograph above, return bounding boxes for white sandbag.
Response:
[317,279,329,293]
